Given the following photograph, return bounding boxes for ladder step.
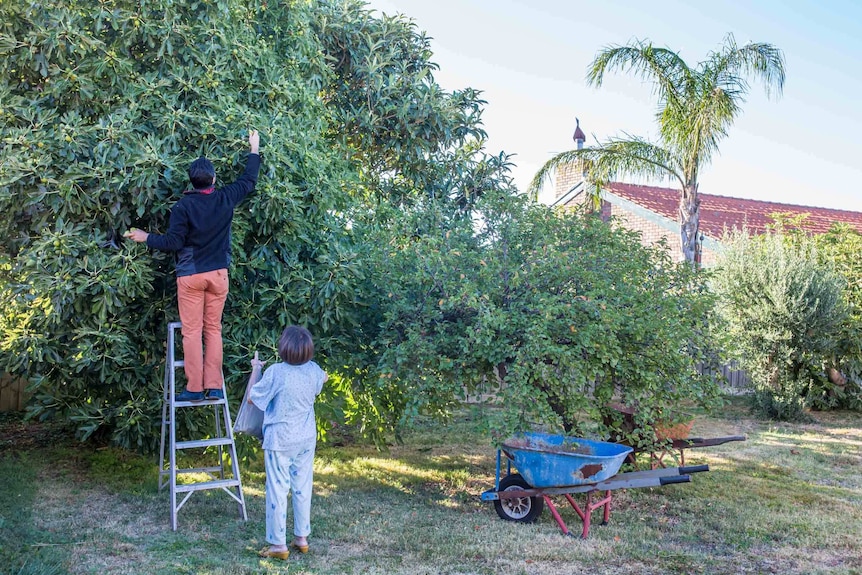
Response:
[161,465,225,477]
[176,438,234,450]
[174,360,185,367]
[176,478,241,493]
[174,398,227,408]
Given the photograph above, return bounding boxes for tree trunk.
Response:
[678,182,700,264]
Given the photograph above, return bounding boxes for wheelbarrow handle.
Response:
[660,475,691,486]
[679,464,709,474]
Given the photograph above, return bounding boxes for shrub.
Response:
[351,192,724,445]
[712,230,847,420]
[810,224,862,410]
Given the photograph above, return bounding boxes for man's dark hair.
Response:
[278,326,315,365]
[188,157,215,189]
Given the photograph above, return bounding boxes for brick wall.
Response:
[608,203,719,265]
[610,203,676,247]
[554,161,585,201]
[553,166,719,265]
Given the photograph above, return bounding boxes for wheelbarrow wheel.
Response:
[494,474,544,523]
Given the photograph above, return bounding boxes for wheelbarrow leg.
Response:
[601,489,612,525]
[582,491,593,538]
[542,495,570,536]
[560,490,614,538]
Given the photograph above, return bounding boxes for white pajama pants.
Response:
[264,442,315,545]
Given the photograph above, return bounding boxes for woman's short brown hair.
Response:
[278,325,315,365]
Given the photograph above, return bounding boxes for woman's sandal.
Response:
[258,546,290,560]
[291,542,310,554]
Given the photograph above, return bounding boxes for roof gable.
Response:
[604,182,862,238]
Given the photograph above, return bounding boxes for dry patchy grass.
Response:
[1,399,861,575]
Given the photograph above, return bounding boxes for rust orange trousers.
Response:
[176,269,229,392]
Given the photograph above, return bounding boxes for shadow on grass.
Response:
[2,403,861,575]
[0,452,68,575]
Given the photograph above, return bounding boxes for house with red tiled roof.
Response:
[551,123,862,266]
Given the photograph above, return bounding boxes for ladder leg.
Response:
[169,322,178,531]
[158,364,169,491]
[220,374,247,521]
[214,403,225,480]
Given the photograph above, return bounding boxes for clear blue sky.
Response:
[365,0,862,211]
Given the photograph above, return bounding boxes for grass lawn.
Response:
[1,397,860,575]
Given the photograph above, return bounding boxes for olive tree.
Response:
[712,230,847,419]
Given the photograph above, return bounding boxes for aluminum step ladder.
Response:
[158,321,247,530]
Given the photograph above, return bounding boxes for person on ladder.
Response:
[125,129,261,401]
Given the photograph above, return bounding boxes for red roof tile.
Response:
[604,182,862,238]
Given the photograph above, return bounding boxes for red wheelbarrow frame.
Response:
[636,435,747,468]
[481,449,710,538]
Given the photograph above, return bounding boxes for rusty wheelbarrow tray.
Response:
[480,431,710,538]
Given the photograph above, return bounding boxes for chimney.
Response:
[554,118,587,202]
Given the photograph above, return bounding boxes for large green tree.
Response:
[0,0,523,450]
[0,0,361,450]
[530,35,785,263]
[351,190,723,445]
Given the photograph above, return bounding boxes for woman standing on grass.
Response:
[250,325,327,560]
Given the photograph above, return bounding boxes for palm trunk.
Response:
[678,182,700,264]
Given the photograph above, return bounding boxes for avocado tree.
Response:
[0,0,529,450]
[0,0,361,450]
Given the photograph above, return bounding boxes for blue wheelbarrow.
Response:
[480,431,709,538]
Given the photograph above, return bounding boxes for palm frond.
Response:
[588,40,694,115]
[664,35,785,169]
[527,149,583,200]
[528,137,683,200]
[588,137,683,187]
[662,77,737,171]
[708,34,786,100]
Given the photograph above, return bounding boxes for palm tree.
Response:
[530,35,785,263]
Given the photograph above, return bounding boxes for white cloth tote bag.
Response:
[233,352,264,440]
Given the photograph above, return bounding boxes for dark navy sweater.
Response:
[146,153,260,277]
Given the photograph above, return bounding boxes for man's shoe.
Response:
[205,389,224,400]
[176,390,205,402]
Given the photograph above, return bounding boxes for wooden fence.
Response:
[700,361,751,395]
[0,373,28,412]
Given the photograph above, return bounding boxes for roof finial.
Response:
[573,117,586,148]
